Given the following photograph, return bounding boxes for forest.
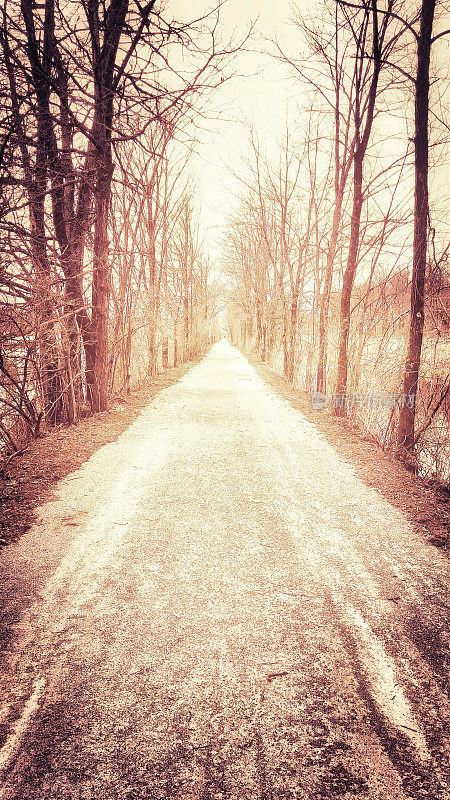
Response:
[0,0,449,485]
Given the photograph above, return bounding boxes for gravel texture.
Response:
[0,340,449,799]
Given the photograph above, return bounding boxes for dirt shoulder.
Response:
[249,356,450,553]
[0,359,202,549]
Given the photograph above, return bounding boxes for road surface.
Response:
[0,340,449,799]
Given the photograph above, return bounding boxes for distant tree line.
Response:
[0,0,228,451]
[227,0,450,481]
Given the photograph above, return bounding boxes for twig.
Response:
[0,443,30,474]
[267,671,289,681]
[413,375,450,446]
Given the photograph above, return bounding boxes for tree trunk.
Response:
[334,0,383,415]
[256,300,263,354]
[147,212,158,376]
[316,194,343,393]
[335,154,364,414]
[19,0,61,420]
[173,315,179,367]
[397,0,435,459]
[261,322,267,363]
[183,291,189,362]
[86,0,129,411]
[287,296,298,382]
[91,157,114,412]
[162,337,169,368]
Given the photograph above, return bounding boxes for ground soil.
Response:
[0,359,201,548]
[1,340,449,799]
[1,351,449,553]
[249,356,450,553]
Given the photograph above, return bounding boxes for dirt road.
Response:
[0,340,449,799]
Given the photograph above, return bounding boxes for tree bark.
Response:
[19,0,61,420]
[91,157,114,411]
[87,0,129,411]
[286,296,298,382]
[335,153,364,412]
[334,0,383,415]
[397,0,435,458]
[316,194,343,393]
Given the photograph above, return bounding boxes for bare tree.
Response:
[0,0,235,452]
[334,0,395,413]
[397,0,437,458]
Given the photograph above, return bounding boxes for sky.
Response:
[169,0,450,263]
[170,0,309,254]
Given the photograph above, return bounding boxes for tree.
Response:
[0,0,233,450]
[334,0,395,414]
[397,0,436,457]
[273,5,356,393]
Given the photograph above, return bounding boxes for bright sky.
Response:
[169,0,450,261]
[170,0,310,254]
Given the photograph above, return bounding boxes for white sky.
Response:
[170,0,309,254]
[169,0,450,262]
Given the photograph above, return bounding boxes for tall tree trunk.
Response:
[267,305,275,366]
[20,0,61,421]
[162,337,169,368]
[147,212,158,376]
[173,314,179,367]
[261,322,267,363]
[316,194,343,393]
[183,290,189,362]
[316,4,345,396]
[256,300,263,354]
[160,211,169,368]
[334,0,383,415]
[397,0,435,459]
[86,0,129,411]
[335,154,364,413]
[287,296,298,383]
[91,156,114,411]
[182,210,190,362]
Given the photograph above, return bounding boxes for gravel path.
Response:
[0,340,449,799]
